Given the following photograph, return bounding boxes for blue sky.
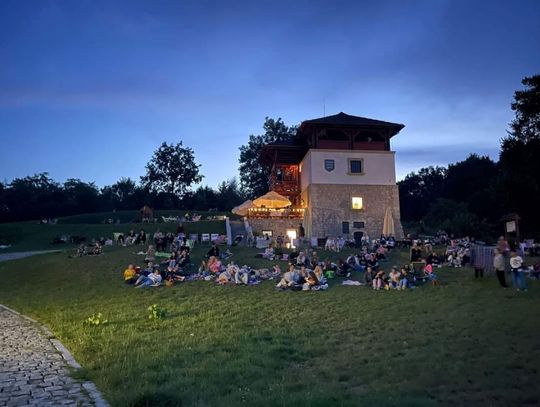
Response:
[1,0,539,188]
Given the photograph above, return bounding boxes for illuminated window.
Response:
[352,197,363,210]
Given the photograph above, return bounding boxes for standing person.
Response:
[493,248,508,288]
[509,251,527,292]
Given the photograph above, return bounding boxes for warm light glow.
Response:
[352,197,363,210]
[286,229,297,249]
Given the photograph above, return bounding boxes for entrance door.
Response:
[286,229,297,249]
[353,231,363,248]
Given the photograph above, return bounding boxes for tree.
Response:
[63,179,100,215]
[141,142,203,199]
[443,154,499,222]
[101,177,139,210]
[238,117,297,198]
[499,74,540,236]
[398,166,447,221]
[216,178,245,210]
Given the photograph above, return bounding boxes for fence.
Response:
[470,244,495,274]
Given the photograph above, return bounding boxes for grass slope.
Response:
[0,220,226,253]
[0,245,539,406]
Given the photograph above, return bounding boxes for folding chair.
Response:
[201,233,210,244]
[210,233,219,242]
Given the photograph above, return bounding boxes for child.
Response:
[493,248,507,287]
[135,267,162,288]
[373,269,386,290]
[123,264,138,284]
[389,267,401,289]
[145,245,156,263]
[276,265,297,289]
[509,251,527,291]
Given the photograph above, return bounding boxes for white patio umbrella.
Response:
[232,200,254,216]
[382,206,395,237]
[253,191,291,209]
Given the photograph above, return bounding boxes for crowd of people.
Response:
[120,233,444,292]
[69,225,536,293]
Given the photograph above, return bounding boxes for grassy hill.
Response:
[0,241,538,406]
[0,211,227,253]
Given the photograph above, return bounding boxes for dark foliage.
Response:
[238,117,297,198]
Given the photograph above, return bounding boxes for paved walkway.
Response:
[0,306,96,406]
[0,250,60,263]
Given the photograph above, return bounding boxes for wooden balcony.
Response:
[247,207,305,219]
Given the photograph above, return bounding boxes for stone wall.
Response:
[304,183,404,239]
[248,218,303,238]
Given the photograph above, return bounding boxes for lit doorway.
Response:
[286,229,297,249]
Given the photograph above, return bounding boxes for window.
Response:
[351,197,363,210]
[324,159,335,172]
[342,221,350,234]
[349,159,363,174]
[353,221,365,228]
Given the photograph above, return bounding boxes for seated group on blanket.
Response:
[117,229,148,246]
[123,251,191,288]
[124,239,192,287]
[76,241,103,257]
[276,264,328,291]
[193,256,279,285]
[206,242,233,261]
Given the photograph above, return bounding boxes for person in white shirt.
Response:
[509,251,527,291]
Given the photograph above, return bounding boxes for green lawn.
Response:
[0,241,539,406]
[0,220,226,253]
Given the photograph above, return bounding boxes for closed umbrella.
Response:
[382,207,395,237]
[253,191,292,209]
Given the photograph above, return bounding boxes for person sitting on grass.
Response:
[424,263,438,281]
[389,266,401,289]
[198,260,209,274]
[400,267,413,288]
[363,266,375,285]
[76,243,86,257]
[323,260,337,279]
[91,242,102,255]
[218,262,237,285]
[207,242,220,258]
[337,259,352,277]
[165,255,178,274]
[309,251,318,267]
[276,265,298,289]
[295,251,307,267]
[303,269,320,290]
[177,249,190,272]
[376,245,387,260]
[123,264,138,284]
[372,269,386,290]
[263,246,275,260]
[208,256,222,274]
[235,265,250,285]
[313,265,325,283]
[145,245,156,264]
[135,267,162,288]
[296,265,308,285]
[367,253,379,271]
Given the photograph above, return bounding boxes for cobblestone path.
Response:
[0,307,94,406]
[0,251,60,263]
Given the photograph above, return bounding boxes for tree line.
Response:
[0,142,245,223]
[1,75,538,240]
[398,75,540,239]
